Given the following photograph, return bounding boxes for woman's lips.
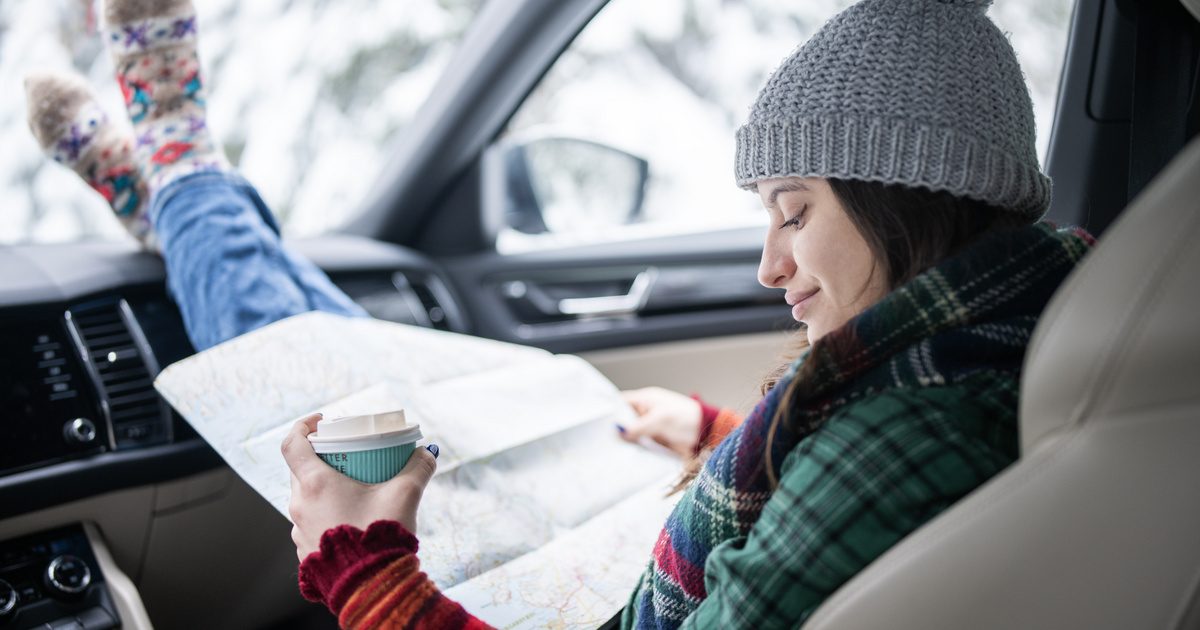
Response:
[788,289,819,321]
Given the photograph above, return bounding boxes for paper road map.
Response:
[153,312,683,629]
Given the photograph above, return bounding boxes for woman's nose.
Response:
[758,238,793,288]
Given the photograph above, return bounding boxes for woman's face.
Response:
[756,177,889,343]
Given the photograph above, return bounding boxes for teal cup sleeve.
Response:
[318,442,416,484]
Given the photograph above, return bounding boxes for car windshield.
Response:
[0,0,484,245]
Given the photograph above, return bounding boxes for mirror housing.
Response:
[492,136,649,235]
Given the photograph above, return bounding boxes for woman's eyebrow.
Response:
[767,181,811,208]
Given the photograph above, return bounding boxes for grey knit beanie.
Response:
[734,0,1050,219]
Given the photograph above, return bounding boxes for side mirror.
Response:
[494,136,649,235]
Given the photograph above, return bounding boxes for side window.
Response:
[493,0,1075,254]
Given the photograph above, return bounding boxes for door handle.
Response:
[556,268,658,317]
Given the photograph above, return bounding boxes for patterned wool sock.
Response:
[24,71,155,248]
[103,0,228,196]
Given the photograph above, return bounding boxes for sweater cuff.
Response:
[298,520,418,615]
[691,394,743,454]
[708,408,744,447]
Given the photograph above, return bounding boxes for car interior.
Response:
[0,0,1197,628]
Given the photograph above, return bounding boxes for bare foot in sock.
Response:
[103,0,227,196]
[24,71,155,248]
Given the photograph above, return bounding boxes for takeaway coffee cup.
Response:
[307,410,423,483]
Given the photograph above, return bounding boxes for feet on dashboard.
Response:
[103,0,228,197]
[24,71,156,249]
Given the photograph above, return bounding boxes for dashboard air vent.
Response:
[66,300,171,449]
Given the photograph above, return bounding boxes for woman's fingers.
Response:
[618,424,642,442]
[619,411,657,441]
[281,412,323,478]
[376,446,440,533]
[621,389,651,415]
[397,445,438,489]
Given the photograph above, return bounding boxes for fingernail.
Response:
[426,444,440,459]
[616,424,627,434]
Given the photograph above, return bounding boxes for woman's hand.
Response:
[281,413,438,561]
[618,387,703,458]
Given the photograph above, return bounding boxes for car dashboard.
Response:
[0,235,466,629]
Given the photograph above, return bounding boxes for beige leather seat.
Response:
[802,134,1200,627]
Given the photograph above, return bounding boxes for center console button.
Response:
[0,578,17,617]
[45,554,92,595]
[63,418,97,445]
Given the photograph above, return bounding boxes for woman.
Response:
[25,0,1093,628]
[287,0,1093,627]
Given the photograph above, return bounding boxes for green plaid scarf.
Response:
[627,222,1095,629]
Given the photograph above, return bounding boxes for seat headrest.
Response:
[1020,136,1200,452]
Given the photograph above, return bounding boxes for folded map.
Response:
[153,311,681,629]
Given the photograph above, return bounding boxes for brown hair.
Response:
[672,178,1030,493]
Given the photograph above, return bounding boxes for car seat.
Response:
[801,136,1200,626]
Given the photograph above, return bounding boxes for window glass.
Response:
[496,0,1074,254]
[0,0,482,244]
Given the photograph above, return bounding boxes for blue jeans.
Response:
[150,171,366,352]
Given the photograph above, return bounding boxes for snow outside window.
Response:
[0,0,482,245]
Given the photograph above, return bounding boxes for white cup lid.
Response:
[307,409,422,453]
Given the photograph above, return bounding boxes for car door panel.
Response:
[579,331,790,416]
[437,225,795,356]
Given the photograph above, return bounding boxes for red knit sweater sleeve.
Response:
[298,520,494,630]
[692,395,744,454]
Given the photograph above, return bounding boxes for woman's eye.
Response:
[778,205,807,230]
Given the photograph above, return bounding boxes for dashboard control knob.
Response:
[63,418,97,445]
[44,554,91,596]
[0,578,16,617]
